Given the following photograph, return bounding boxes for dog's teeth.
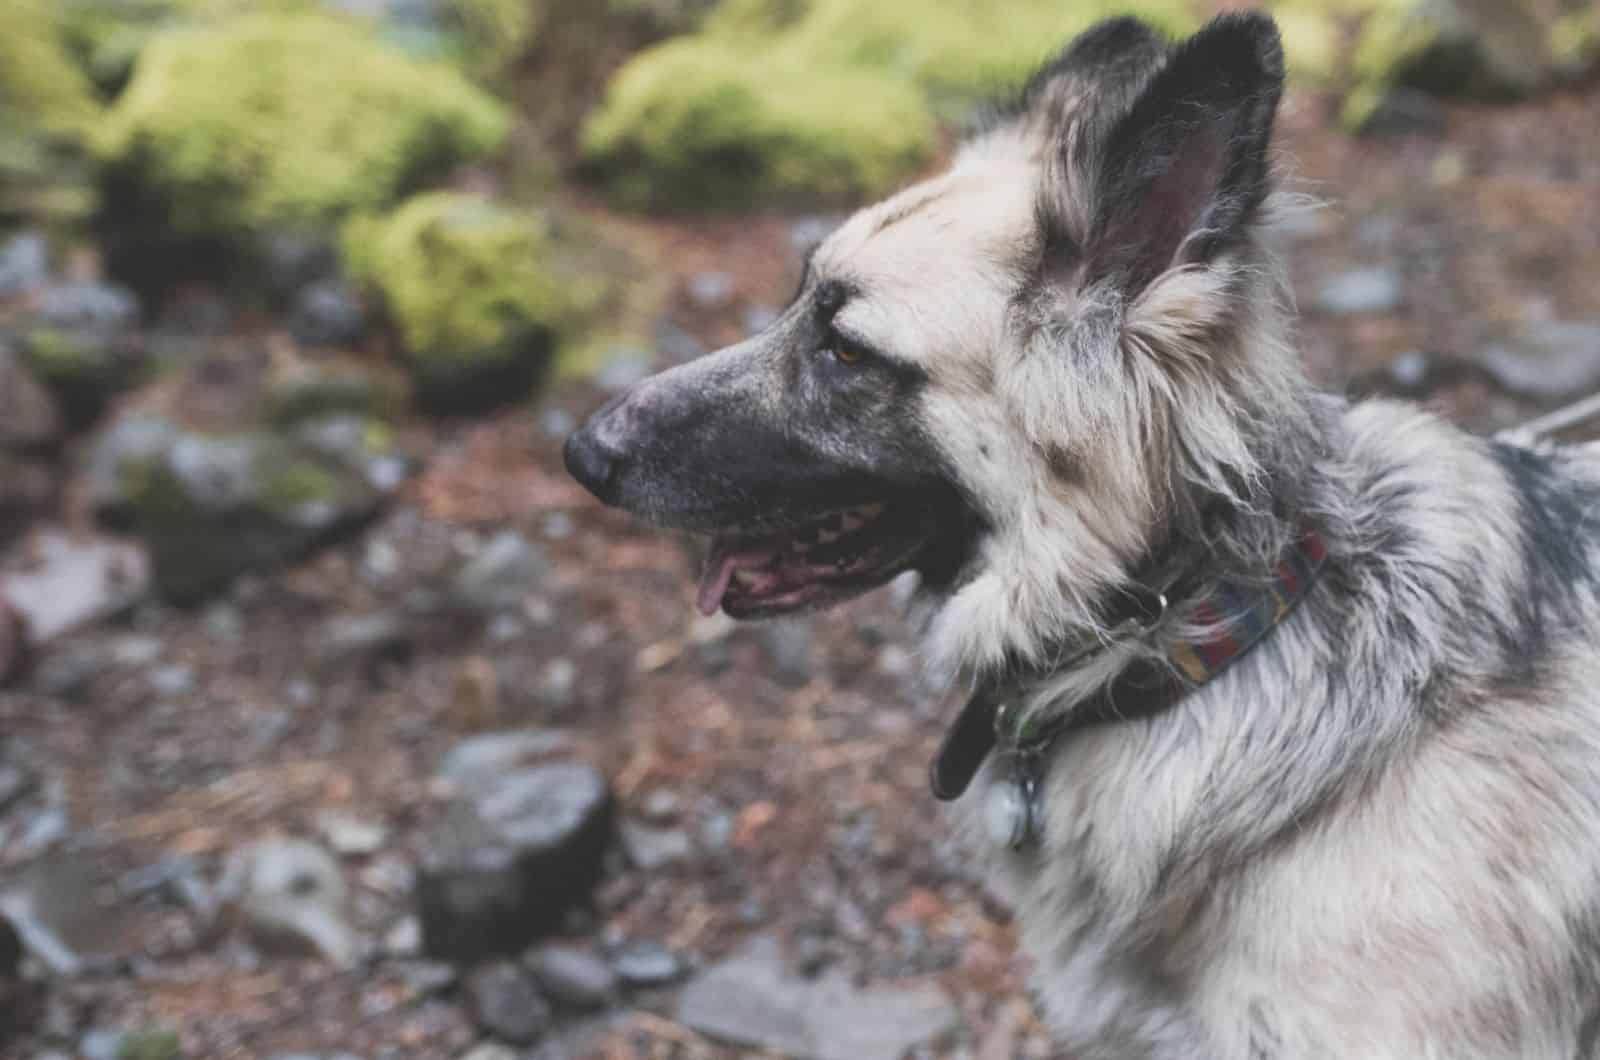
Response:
[817,528,840,544]
[731,569,756,587]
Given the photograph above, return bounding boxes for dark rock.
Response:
[466,961,550,1046]
[29,645,108,701]
[0,340,63,450]
[1475,320,1600,402]
[0,232,49,298]
[0,598,28,688]
[261,232,339,303]
[314,612,413,670]
[675,936,958,1060]
[221,837,358,966]
[418,763,614,962]
[527,944,616,1009]
[611,940,683,988]
[0,754,34,814]
[288,280,367,349]
[1314,267,1404,316]
[0,454,55,547]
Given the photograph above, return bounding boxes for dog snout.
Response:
[563,426,619,501]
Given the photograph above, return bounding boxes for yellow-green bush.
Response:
[343,192,578,413]
[580,0,1197,210]
[581,38,936,210]
[97,12,510,238]
[0,0,102,219]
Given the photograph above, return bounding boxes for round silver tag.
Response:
[983,777,1030,849]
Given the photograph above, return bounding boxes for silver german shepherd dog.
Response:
[566,12,1600,1058]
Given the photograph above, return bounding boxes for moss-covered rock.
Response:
[97,12,510,240]
[1344,0,1600,129]
[20,281,148,427]
[581,0,1197,210]
[98,419,393,602]
[0,0,102,221]
[581,39,936,210]
[344,192,588,414]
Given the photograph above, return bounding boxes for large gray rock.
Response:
[676,936,959,1060]
[0,530,150,643]
[87,419,392,602]
[1475,320,1600,403]
[434,730,573,796]
[417,762,613,962]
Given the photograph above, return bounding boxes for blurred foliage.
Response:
[344,192,598,414]
[96,12,510,240]
[452,0,542,81]
[580,38,937,210]
[0,1,103,221]
[581,0,1197,210]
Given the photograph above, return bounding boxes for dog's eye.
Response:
[828,341,865,365]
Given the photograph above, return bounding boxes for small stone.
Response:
[450,530,548,613]
[1315,266,1403,316]
[639,789,680,824]
[611,940,683,987]
[38,281,139,332]
[541,511,574,541]
[527,944,617,1009]
[314,811,388,857]
[0,231,49,297]
[538,658,577,709]
[685,271,734,308]
[743,304,780,336]
[620,821,693,872]
[29,645,106,701]
[0,853,122,976]
[148,665,194,698]
[288,280,366,348]
[383,915,422,957]
[466,961,550,1046]
[538,407,575,440]
[761,619,813,688]
[110,635,163,667]
[593,348,652,392]
[316,612,412,669]
[223,837,358,966]
[459,1045,518,1060]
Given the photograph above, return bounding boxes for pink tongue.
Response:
[697,538,778,615]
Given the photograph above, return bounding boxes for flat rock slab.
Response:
[677,935,959,1060]
[0,531,151,643]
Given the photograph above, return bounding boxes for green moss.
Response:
[0,1,101,221]
[116,1029,182,1060]
[581,0,1196,210]
[451,0,541,79]
[1549,8,1600,74]
[259,458,341,516]
[344,191,575,413]
[98,12,510,239]
[581,39,936,210]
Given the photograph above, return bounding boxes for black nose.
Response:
[564,426,619,502]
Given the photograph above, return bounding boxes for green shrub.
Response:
[97,12,510,238]
[344,192,578,413]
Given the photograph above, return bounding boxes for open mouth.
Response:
[698,501,953,619]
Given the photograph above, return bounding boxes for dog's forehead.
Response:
[815,156,1039,309]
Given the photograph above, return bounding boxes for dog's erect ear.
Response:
[1049,13,1285,300]
[1019,16,1169,121]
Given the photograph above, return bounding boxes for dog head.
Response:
[568,14,1305,670]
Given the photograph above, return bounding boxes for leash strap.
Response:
[930,526,1329,802]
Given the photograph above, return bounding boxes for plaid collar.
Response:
[930,525,1330,814]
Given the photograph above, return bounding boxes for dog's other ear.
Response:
[1051,12,1285,300]
[1019,16,1168,121]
